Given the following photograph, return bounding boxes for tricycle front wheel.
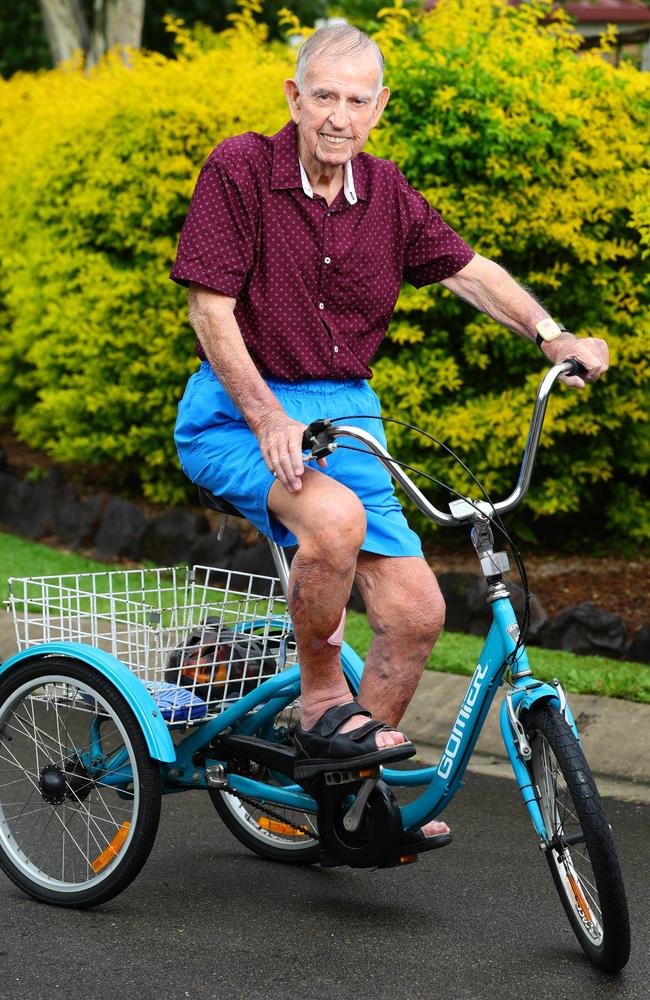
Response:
[0,656,161,908]
[525,704,630,972]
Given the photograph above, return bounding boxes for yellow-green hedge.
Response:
[0,0,648,545]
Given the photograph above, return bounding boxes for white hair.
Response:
[294,25,384,98]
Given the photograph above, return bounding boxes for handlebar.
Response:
[301,359,587,527]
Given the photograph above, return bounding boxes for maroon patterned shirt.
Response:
[170,121,474,381]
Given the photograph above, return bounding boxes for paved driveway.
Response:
[0,772,647,1000]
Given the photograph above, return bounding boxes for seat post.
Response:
[266,539,291,600]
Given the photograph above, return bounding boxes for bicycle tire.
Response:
[209,700,320,865]
[0,656,161,908]
[524,703,630,972]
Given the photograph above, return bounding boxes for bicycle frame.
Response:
[157,573,572,844]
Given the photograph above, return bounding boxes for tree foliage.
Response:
[0,0,648,546]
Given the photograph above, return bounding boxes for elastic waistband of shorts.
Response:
[199,361,367,397]
[267,378,367,396]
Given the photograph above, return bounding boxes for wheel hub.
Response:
[39,764,67,805]
[63,757,94,802]
[38,758,93,805]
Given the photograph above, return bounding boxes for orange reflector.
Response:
[258,817,306,836]
[358,768,379,778]
[567,871,592,921]
[399,853,418,865]
[91,821,131,873]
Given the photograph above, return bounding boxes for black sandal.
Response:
[293,700,416,780]
[395,828,452,854]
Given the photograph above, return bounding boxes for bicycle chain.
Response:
[219,781,319,841]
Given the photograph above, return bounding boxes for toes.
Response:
[421,819,450,837]
[376,729,406,748]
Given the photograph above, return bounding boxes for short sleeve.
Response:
[170,151,258,298]
[397,169,474,288]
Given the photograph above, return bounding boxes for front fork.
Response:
[500,677,578,845]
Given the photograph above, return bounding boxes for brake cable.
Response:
[322,414,534,660]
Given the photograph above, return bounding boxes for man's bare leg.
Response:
[355,552,450,836]
[268,470,405,746]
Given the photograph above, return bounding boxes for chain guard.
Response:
[316,778,401,868]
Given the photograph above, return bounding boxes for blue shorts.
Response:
[174,362,423,558]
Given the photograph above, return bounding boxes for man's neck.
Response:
[297,137,345,205]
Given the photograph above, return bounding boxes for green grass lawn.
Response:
[1,531,116,602]
[2,530,649,703]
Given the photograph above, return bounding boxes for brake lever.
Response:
[301,418,337,461]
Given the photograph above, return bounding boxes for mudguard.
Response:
[0,642,176,764]
[508,678,579,737]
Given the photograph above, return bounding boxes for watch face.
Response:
[535,318,563,342]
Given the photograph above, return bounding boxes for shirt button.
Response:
[318,302,324,310]
[324,256,331,264]
[333,346,339,353]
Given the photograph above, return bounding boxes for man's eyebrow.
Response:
[309,86,372,101]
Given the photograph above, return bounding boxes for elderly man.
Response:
[171,25,608,843]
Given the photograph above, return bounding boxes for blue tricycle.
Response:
[0,360,630,973]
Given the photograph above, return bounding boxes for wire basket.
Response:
[6,565,297,725]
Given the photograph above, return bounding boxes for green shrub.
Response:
[0,0,648,547]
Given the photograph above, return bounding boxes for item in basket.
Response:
[145,682,208,723]
[164,624,278,703]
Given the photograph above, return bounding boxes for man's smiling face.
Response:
[284,50,389,178]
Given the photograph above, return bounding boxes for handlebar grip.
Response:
[563,357,589,378]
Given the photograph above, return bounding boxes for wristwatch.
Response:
[535,318,567,348]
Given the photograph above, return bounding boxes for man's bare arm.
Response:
[441,253,608,388]
[188,283,315,492]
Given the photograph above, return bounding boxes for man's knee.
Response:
[276,474,366,566]
[363,559,445,645]
[300,494,366,568]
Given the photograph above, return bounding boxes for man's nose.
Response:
[328,100,350,131]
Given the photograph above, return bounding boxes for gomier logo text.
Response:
[438,663,489,779]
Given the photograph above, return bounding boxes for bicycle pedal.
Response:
[379,852,420,870]
[324,766,380,786]
[381,831,452,869]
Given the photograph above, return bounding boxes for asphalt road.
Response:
[0,771,647,1000]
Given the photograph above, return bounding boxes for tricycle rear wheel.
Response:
[0,656,161,908]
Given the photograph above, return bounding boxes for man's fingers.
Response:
[259,416,310,493]
[288,430,305,481]
[563,338,609,385]
[560,374,586,389]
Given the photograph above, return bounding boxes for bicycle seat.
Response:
[197,486,244,519]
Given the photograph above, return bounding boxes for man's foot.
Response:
[293,700,416,780]
[421,819,451,837]
[337,710,406,748]
[301,697,407,749]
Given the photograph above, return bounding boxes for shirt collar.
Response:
[299,157,357,206]
[271,121,366,203]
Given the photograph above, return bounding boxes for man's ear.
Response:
[284,79,301,123]
[370,86,390,128]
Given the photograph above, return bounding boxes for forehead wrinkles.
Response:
[303,55,380,98]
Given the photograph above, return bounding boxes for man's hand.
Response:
[255,411,326,493]
[541,332,609,389]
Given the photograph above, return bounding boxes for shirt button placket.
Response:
[322,212,337,367]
